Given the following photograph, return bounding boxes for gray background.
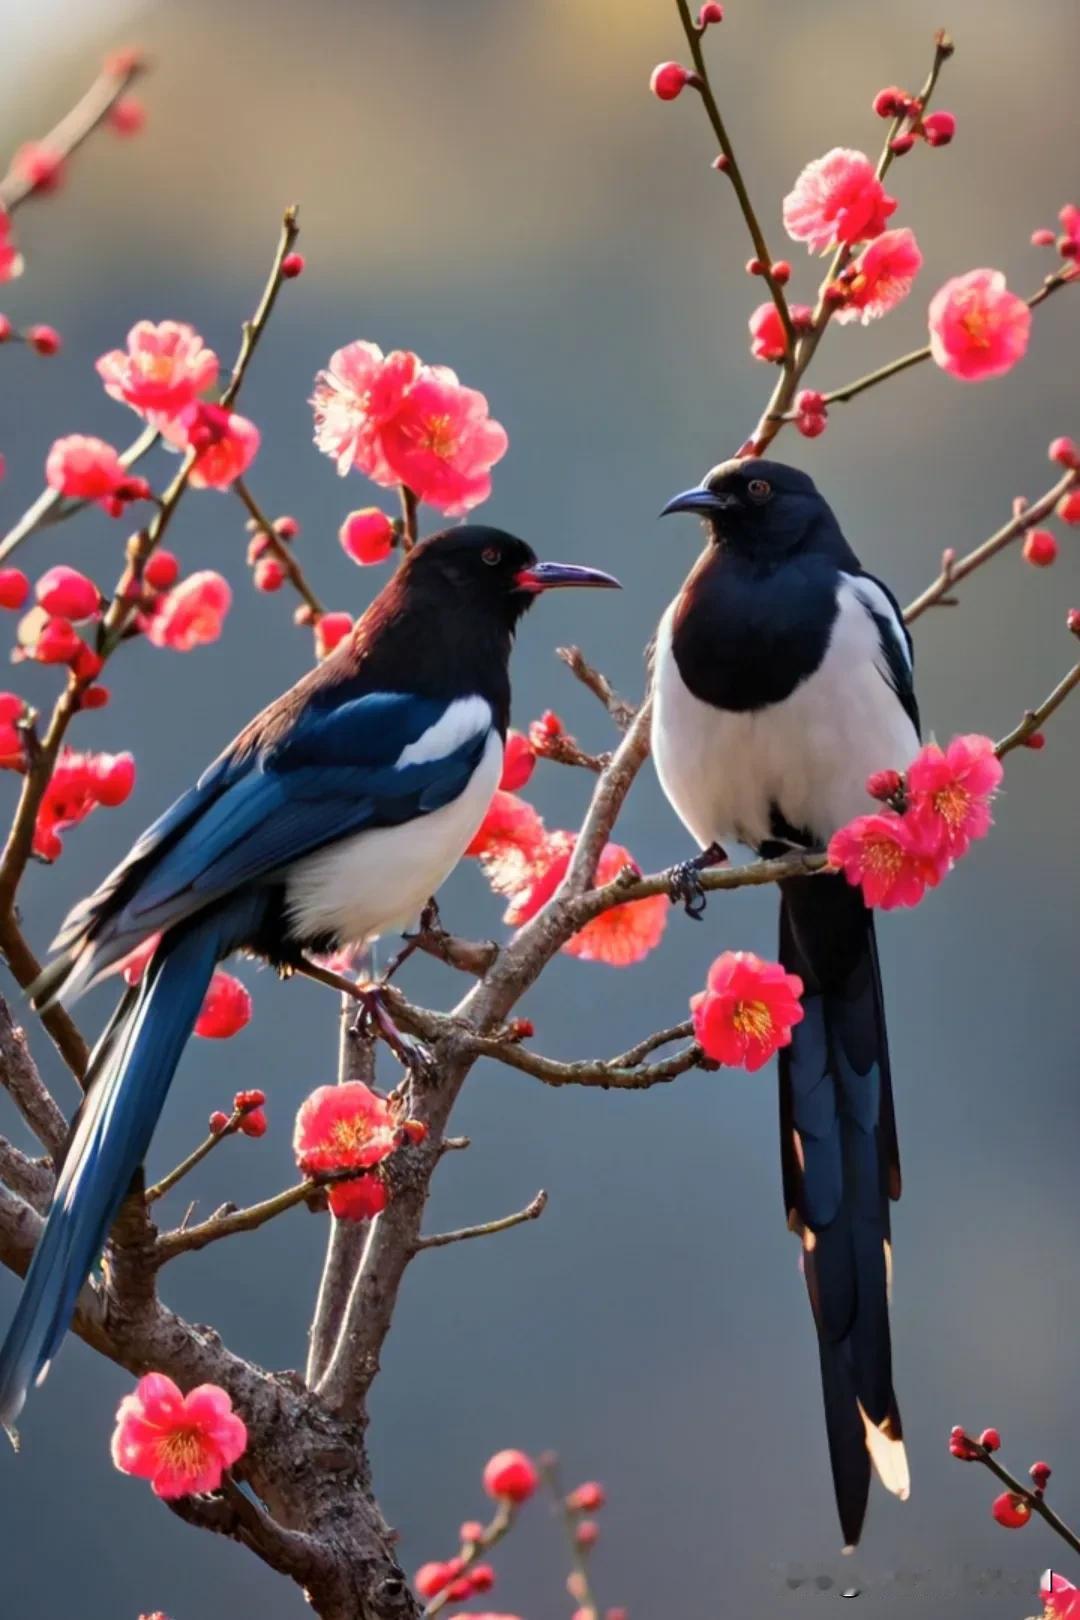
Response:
[1,2,1079,1616]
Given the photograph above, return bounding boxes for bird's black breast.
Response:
[670,546,840,712]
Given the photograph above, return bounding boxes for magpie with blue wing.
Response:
[0,525,618,1433]
[651,458,918,1548]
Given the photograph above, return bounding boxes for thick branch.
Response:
[0,994,68,1156]
[0,1136,53,1210]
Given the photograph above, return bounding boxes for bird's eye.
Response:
[482,546,501,566]
[747,478,772,502]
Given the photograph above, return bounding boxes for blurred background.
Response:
[1,1,1079,1616]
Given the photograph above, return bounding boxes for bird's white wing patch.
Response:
[395,695,493,769]
[843,573,912,670]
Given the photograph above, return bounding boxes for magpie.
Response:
[652,457,918,1548]
[0,525,618,1432]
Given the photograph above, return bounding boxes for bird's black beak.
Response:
[660,485,741,518]
[515,561,621,593]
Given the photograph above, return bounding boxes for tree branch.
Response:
[234,477,326,618]
[0,993,69,1156]
[414,1188,547,1250]
[469,1035,706,1091]
[0,51,147,212]
[557,646,637,732]
[674,0,795,355]
[905,468,1079,623]
[995,660,1080,759]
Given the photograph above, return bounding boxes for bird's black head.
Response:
[661,458,837,559]
[403,525,620,628]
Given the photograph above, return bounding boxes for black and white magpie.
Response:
[652,457,919,1548]
[0,525,618,1431]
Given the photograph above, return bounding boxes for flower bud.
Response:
[889,132,916,156]
[650,62,691,101]
[991,1491,1031,1529]
[922,110,956,146]
[1030,1461,1052,1488]
[281,252,305,279]
[866,768,903,802]
[872,86,907,118]
[979,1427,1002,1452]
[1048,437,1080,469]
[1023,529,1058,567]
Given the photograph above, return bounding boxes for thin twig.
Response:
[235,478,326,618]
[146,1111,243,1204]
[0,52,147,212]
[424,1502,515,1617]
[951,1430,1080,1561]
[155,1169,378,1264]
[607,1019,694,1069]
[557,646,637,732]
[749,30,953,455]
[996,661,1080,759]
[0,423,159,566]
[820,266,1078,414]
[220,206,300,409]
[905,469,1078,623]
[414,1189,547,1250]
[540,1455,601,1620]
[673,0,795,357]
[469,1034,706,1092]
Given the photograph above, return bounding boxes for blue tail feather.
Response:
[0,901,257,1437]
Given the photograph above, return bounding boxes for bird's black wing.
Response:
[43,690,491,999]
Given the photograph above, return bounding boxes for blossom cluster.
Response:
[30,747,135,860]
[466,729,668,967]
[829,733,1004,909]
[312,339,508,518]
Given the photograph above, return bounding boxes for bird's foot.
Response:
[666,842,728,919]
[352,986,433,1076]
[380,897,443,985]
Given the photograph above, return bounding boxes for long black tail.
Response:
[0,907,250,1437]
[778,872,907,1549]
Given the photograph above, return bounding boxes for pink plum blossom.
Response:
[311,341,420,481]
[96,320,219,426]
[905,734,1003,859]
[928,269,1031,381]
[377,367,509,516]
[111,1372,247,1499]
[834,228,923,325]
[143,570,232,651]
[828,812,947,909]
[783,149,897,253]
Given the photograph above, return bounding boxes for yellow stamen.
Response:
[156,1428,208,1473]
[932,782,970,830]
[329,1116,375,1152]
[416,413,459,460]
[731,998,773,1042]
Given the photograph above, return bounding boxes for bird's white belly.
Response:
[652,594,920,851]
[284,730,502,943]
